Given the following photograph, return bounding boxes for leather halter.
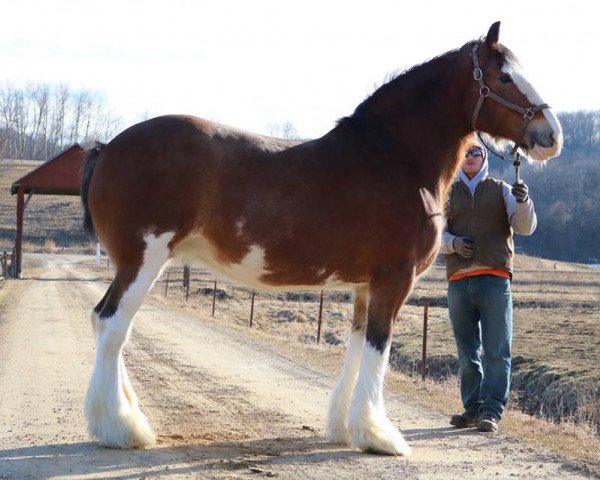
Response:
[470,44,550,155]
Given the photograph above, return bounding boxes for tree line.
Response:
[0,82,123,160]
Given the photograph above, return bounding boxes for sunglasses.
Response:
[466,149,483,158]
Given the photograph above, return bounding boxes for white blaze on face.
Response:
[501,61,563,159]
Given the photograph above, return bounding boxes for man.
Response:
[441,142,535,433]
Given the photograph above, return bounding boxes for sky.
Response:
[1,0,596,139]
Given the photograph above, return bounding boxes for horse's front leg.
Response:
[348,266,415,455]
[326,284,368,444]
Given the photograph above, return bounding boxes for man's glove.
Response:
[453,236,475,259]
[512,182,529,203]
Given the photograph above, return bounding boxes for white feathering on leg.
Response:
[85,232,172,448]
[348,342,412,456]
[326,329,365,444]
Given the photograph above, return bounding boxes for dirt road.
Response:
[0,254,594,479]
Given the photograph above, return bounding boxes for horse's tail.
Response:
[81,142,106,238]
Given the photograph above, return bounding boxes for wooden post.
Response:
[421,300,429,381]
[317,290,324,344]
[164,270,170,297]
[183,265,190,287]
[249,291,255,327]
[211,279,217,316]
[15,186,24,278]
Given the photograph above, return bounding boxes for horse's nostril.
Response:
[549,132,555,146]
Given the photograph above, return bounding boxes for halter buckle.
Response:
[473,68,483,81]
[479,86,490,97]
[523,108,535,120]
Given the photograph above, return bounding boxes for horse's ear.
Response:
[485,21,501,49]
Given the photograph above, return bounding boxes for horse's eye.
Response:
[500,74,512,83]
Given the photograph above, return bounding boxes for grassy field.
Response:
[2,157,599,435]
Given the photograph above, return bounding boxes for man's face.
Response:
[462,146,485,179]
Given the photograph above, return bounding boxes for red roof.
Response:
[10,144,85,196]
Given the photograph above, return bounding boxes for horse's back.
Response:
[87,115,296,247]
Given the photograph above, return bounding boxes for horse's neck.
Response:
[362,51,471,195]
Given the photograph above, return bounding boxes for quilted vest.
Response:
[445,177,513,277]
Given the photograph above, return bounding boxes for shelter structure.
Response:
[9,144,85,277]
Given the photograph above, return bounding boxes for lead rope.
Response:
[476,131,523,185]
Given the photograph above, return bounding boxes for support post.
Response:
[15,186,25,278]
[421,300,429,381]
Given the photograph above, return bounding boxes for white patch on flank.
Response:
[86,231,174,448]
[174,233,273,288]
[322,272,354,290]
[326,329,365,444]
[502,62,563,160]
[173,232,356,291]
[228,244,271,282]
[348,342,412,455]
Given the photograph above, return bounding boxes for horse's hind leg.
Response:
[86,232,173,448]
[326,284,368,444]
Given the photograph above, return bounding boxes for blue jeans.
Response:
[448,275,513,420]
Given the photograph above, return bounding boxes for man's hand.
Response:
[453,236,475,259]
[512,182,529,203]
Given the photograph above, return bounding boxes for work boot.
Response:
[477,414,499,433]
[450,410,478,428]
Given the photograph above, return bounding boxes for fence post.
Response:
[249,291,255,327]
[211,279,217,316]
[317,290,324,344]
[183,266,190,286]
[184,266,191,302]
[421,300,429,381]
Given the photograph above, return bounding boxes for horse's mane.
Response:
[337,39,520,134]
[337,45,468,130]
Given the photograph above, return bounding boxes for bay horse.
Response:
[81,22,562,455]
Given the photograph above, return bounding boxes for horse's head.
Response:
[467,22,562,161]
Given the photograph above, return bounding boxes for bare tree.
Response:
[28,83,50,159]
[267,120,300,140]
[47,84,71,155]
[0,82,124,160]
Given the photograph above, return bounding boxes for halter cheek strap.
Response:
[470,44,550,155]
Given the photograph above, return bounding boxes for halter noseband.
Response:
[470,44,550,156]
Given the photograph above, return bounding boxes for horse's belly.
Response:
[172,233,356,292]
